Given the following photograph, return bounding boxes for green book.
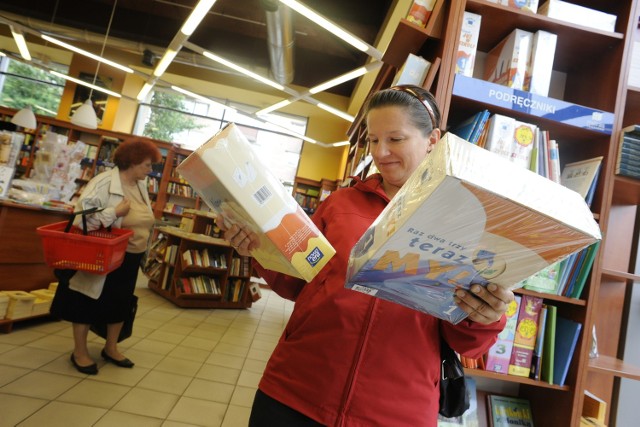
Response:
[541,304,557,384]
[568,241,601,299]
[522,261,563,294]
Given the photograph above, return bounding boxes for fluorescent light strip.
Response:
[317,103,354,122]
[41,35,133,73]
[137,82,154,101]
[310,67,368,94]
[331,141,351,147]
[181,0,218,35]
[50,71,121,98]
[34,105,58,115]
[10,26,31,61]
[279,0,368,52]
[171,85,236,111]
[256,99,293,116]
[202,51,285,91]
[153,49,178,77]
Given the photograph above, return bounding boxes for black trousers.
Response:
[249,389,325,427]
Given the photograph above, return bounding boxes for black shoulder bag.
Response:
[439,338,469,418]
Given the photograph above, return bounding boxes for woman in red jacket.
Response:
[220,85,513,427]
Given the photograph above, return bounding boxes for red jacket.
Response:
[255,175,505,427]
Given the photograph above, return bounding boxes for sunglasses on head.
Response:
[390,85,438,129]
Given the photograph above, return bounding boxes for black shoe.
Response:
[70,353,98,375]
[101,349,135,368]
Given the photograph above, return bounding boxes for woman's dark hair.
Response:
[113,138,162,170]
[364,84,441,136]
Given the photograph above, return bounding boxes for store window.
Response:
[135,88,306,188]
[0,56,67,117]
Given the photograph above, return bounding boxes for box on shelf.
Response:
[525,30,557,96]
[455,11,482,77]
[30,289,56,300]
[392,54,432,87]
[538,0,616,33]
[176,123,336,282]
[487,0,539,13]
[406,0,437,28]
[5,291,36,320]
[345,132,601,324]
[0,292,9,319]
[484,28,533,90]
[30,298,52,316]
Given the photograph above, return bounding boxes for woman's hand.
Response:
[453,283,515,325]
[115,198,131,217]
[216,213,260,257]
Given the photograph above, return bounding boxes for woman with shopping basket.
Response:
[50,138,161,375]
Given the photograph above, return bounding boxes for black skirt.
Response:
[50,252,143,324]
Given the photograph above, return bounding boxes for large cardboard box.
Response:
[176,123,336,282]
[346,132,601,324]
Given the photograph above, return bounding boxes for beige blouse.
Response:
[121,181,155,253]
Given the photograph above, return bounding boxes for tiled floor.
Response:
[0,279,293,427]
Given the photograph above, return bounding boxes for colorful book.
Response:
[508,295,543,377]
[455,12,482,77]
[484,114,537,170]
[541,304,557,384]
[392,53,432,86]
[567,241,600,299]
[487,394,535,427]
[553,316,582,386]
[486,295,522,374]
[522,261,563,294]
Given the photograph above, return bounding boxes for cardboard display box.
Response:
[177,123,336,282]
[346,132,601,324]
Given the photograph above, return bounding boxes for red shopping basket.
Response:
[36,207,133,274]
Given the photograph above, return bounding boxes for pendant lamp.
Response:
[70,0,119,130]
[71,99,98,129]
[11,106,37,129]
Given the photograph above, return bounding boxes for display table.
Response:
[0,200,69,332]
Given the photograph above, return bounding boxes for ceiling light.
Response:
[41,35,133,73]
[50,71,121,98]
[171,85,236,112]
[153,49,178,77]
[202,50,285,91]
[256,99,293,116]
[11,106,37,129]
[137,82,154,101]
[279,0,379,58]
[10,26,31,61]
[181,0,217,35]
[309,61,382,94]
[317,102,354,122]
[331,141,351,147]
[71,99,99,129]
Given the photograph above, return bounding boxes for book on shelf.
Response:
[508,295,543,377]
[564,241,600,299]
[450,110,490,144]
[392,53,432,87]
[553,315,582,386]
[484,28,533,91]
[486,0,539,13]
[521,261,563,294]
[524,30,557,97]
[560,157,603,203]
[540,304,557,384]
[437,377,478,427]
[455,11,481,77]
[486,295,521,374]
[529,304,548,381]
[345,132,600,324]
[484,114,537,170]
[177,123,336,282]
[487,395,534,427]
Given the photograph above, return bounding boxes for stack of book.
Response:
[616,125,640,179]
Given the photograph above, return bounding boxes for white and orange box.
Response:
[406,0,438,28]
[345,132,601,324]
[176,123,336,282]
[455,11,482,77]
[484,28,533,90]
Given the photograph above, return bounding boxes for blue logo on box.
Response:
[306,247,324,266]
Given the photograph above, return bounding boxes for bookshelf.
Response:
[292,176,340,214]
[145,211,253,309]
[346,1,639,425]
